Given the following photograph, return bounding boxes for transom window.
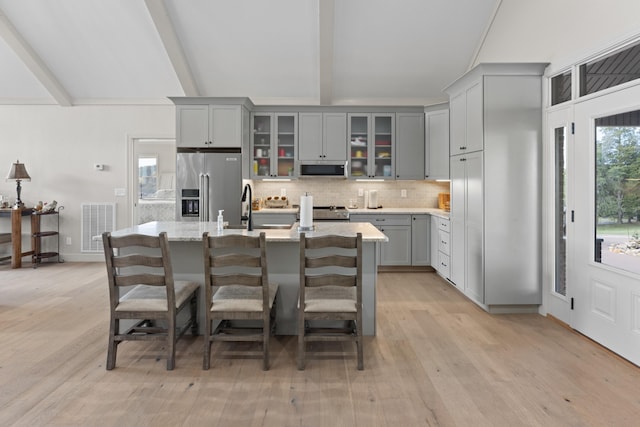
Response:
[580,41,640,97]
[551,70,572,106]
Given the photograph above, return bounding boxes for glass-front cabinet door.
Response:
[373,114,394,178]
[252,114,272,178]
[348,114,369,178]
[251,113,297,179]
[348,113,394,179]
[276,114,296,177]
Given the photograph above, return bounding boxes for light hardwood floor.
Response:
[1,262,639,426]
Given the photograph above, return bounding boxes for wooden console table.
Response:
[0,207,34,268]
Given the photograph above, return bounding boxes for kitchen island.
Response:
[111,221,387,336]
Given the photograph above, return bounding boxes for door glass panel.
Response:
[595,111,640,275]
[253,115,271,177]
[554,127,567,295]
[350,116,368,177]
[277,115,295,177]
[374,116,393,177]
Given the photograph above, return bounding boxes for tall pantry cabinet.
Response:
[445,63,546,312]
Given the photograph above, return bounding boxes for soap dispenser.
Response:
[217,210,224,231]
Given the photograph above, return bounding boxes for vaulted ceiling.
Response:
[0,0,499,107]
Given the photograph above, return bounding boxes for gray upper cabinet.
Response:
[298,112,347,161]
[449,79,483,156]
[425,107,449,180]
[176,104,242,148]
[395,113,425,180]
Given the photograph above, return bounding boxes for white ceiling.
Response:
[0,0,498,107]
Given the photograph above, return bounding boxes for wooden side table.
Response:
[31,207,63,267]
[0,207,34,268]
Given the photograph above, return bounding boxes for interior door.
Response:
[573,85,640,366]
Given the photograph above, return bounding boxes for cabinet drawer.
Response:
[438,230,450,255]
[350,214,411,226]
[438,252,450,278]
[437,217,450,232]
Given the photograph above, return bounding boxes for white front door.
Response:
[572,84,640,366]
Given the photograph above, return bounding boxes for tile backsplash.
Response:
[253,179,450,209]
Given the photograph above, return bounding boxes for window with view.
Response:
[138,156,158,199]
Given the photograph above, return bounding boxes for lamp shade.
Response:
[6,160,31,181]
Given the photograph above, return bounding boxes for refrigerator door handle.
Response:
[199,173,205,222]
[204,173,210,222]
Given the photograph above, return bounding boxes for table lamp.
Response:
[6,160,31,208]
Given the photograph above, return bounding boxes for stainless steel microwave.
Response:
[299,161,348,178]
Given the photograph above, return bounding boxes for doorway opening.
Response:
[130,138,176,225]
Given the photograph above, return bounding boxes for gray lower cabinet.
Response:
[380,224,412,265]
[450,151,483,302]
[350,214,410,265]
[411,215,430,266]
[430,216,450,279]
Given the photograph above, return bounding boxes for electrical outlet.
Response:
[65,237,72,245]
[280,188,286,197]
[114,188,126,197]
[401,189,407,198]
[358,188,364,196]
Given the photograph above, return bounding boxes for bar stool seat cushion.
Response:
[116,281,199,312]
[304,286,357,313]
[211,282,278,312]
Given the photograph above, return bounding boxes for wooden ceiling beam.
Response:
[0,7,72,106]
[318,0,335,105]
[144,0,199,97]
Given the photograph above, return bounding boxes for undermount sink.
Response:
[225,224,293,230]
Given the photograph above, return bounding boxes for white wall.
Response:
[0,105,174,261]
[475,0,640,69]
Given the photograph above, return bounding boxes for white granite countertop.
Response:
[111,221,388,242]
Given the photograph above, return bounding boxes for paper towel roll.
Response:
[368,190,378,209]
[299,194,313,229]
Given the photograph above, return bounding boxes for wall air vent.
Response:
[81,203,116,252]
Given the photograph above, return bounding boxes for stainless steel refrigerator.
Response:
[176,148,242,222]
